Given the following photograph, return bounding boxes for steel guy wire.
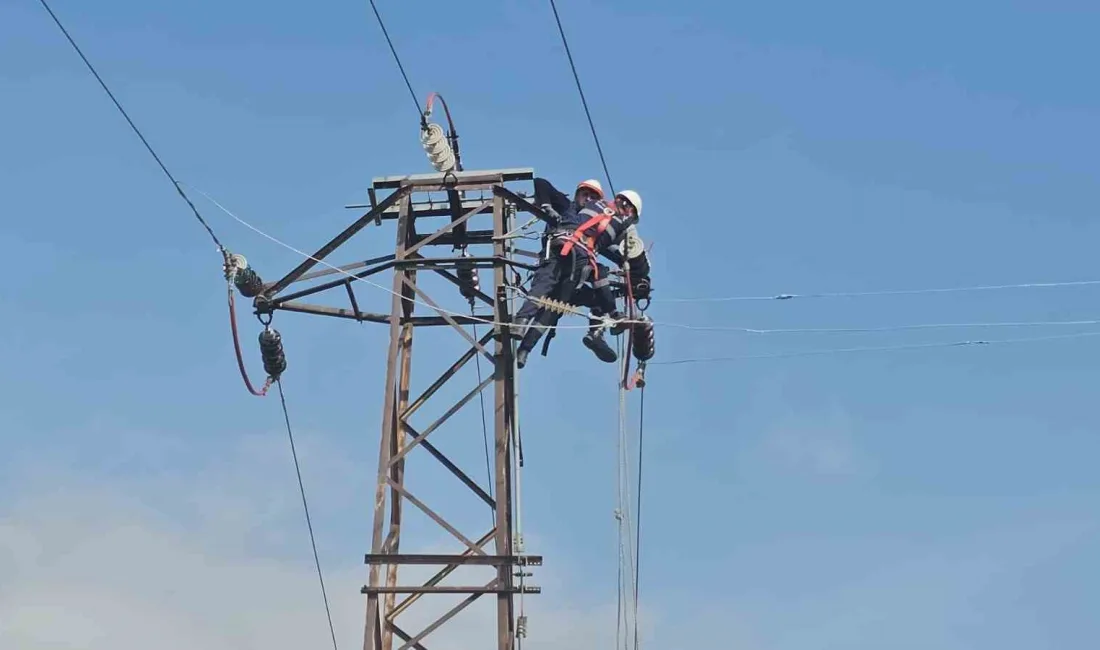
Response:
[648,329,1100,366]
[194,189,1100,338]
[37,0,226,255]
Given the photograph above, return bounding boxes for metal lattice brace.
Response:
[257,168,547,650]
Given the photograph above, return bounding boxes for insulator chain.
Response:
[420,122,456,173]
[225,253,265,298]
[530,295,587,318]
[632,316,656,362]
[259,328,287,380]
[235,267,263,298]
[516,615,529,639]
[456,251,480,304]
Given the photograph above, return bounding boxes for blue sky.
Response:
[3,0,1100,648]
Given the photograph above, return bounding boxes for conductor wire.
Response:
[661,279,1100,302]
[650,329,1100,366]
[277,381,340,650]
[36,0,226,254]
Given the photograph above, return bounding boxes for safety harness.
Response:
[558,201,618,279]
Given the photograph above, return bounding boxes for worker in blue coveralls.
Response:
[513,178,644,369]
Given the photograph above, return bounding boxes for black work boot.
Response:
[583,329,618,363]
[515,325,543,369]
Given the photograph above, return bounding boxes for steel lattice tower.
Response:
[255,168,545,650]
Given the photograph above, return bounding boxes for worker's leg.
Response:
[514,253,562,324]
[573,267,618,363]
[515,252,569,368]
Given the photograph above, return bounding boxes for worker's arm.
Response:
[620,226,652,300]
[600,223,652,299]
[600,246,625,266]
[533,177,572,217]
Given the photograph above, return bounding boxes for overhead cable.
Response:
[547,0,616,196]
[277,381,340,650]
[649,329,1100,366]
[472,320,494,503]
[366,0,424,122]
[36,0,226,254]
[654,318,1100,334]
[194,188,612,330]
[196,188,1100,339]
[632,385,646,650]
[661,279,1100,303]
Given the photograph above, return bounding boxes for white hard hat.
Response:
[576,179,605,198]
[615,190,643,217]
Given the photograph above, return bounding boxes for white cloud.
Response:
[764,424,862,477]
[0,432,638,650]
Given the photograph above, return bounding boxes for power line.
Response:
[660,279,1100,303]
[547,0,616,196]
[36,0,225,254]
[366,0,424,122]
[197,187,1100,339]
[649,329,1100,366]
[194,187,619,330]
[472,321,494,502]
[276,381,340,650]
[632,385,645,650]
[40,7,335,644]
[654,318,1100,334]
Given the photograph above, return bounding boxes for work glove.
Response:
[539,203,561,226]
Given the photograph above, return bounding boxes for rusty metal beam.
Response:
[265,185,409,297]
[401,277,495,361]
[272,301,390,323]
[433,268,494,306]
[289,254,395,285]
[382,306,415,650]
[269,301,495,326]
[492,184,553,223]
[389,529,496,619]
[270,259,396,306]
[403,199,492,258]
[364,190,415,649]
[492,192,517,650]
[395,587,487,650]
[415,437,495,509]
[409,229,496,247]
[365,554,541,566]
[388,625,428,650]
[256,170,540,650]
[391,374,495,468]
[364,585,539,595]
[384,478,485,555]
[371,167,533,190]
[401,331,495,421]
